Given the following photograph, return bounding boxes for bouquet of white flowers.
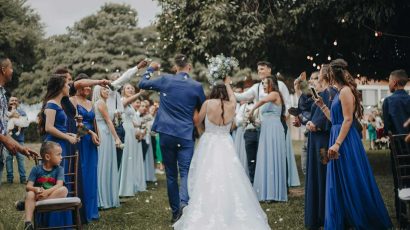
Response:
[243,106,261,128]
[207,54,239,85]
[113,109,123,128]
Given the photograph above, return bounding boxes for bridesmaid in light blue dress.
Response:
[119,84,146,196]
[251,77,288,201]
[234,103,249,176]
[92,85,121,209]
[285,128,300,187]
[144,119,157,182]
[145,142,157,182]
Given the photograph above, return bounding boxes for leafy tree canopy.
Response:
[157,0,410,79]
[0,0,43,90]
[14,3,163,103]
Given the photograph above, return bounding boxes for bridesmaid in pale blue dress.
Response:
[316,61,392,229]
[71,85,100,222]
[234,103,249,176]
[92,85,121,209]
[285,129,300,187]
[38,75,78,227]
[251,77,288,201]
[119,84,146,196]
[231,102,241,142]
[144,119,157,182]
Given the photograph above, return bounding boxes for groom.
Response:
[139,54,206,222]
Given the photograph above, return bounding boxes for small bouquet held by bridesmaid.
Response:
[244,106,261,128]
[113,110,123,128]
[75,115,90,138]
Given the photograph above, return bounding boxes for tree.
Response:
[14,3,163,103]
[156,0,410,79]
[157,0,265,65]
[0,0,43,90]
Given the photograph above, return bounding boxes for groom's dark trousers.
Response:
[159,133,195,215]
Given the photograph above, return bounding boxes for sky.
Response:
[26,0,161,37]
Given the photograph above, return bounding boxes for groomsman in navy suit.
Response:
[383,69,410,228]
[139,54,206,222]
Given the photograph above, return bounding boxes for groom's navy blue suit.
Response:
[139,67,205,216]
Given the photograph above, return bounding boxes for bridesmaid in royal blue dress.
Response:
[38,75,79,227]
[60,70,109,223]
[71,80,100,222]
[304,65,337,229]
[316,60,392,229]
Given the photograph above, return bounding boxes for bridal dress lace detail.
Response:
[173,115,271,230]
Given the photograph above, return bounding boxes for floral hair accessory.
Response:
[207,54,239,85]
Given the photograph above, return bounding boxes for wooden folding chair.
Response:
[33,153,82,229]
[390,134,410,228]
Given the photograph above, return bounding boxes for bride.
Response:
[173,75,270,230]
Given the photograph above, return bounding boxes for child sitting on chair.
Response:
[16,141,68,230]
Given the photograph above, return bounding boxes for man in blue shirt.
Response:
[139,54,206,223]
[5,96,29,184]
[382,69,410,227]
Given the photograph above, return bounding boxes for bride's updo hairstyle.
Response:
[329,58,363,118]
[209,79,229,125]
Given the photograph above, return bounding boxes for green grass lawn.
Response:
[0,141,396,229]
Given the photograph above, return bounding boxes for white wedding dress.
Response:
[173,113,271,230]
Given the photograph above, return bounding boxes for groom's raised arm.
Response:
[112,60,148,90]
[139,66,164,91]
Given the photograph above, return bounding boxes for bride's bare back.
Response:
[205,99,236,126]
[195,78,237,127]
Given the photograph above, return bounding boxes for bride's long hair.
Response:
[209,79,229,125]
[265,76,286,123]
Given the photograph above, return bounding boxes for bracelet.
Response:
[320,105,327,110]
[335,140,342,146]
